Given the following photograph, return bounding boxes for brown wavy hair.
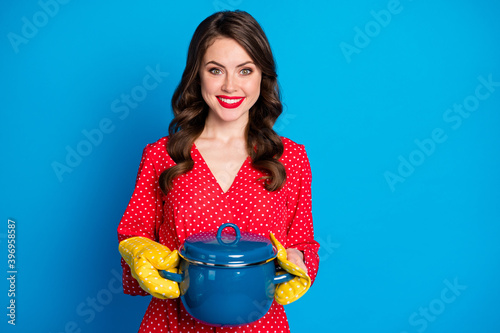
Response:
[159,10,286,194]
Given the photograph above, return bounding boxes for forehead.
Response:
[203,37,253,64]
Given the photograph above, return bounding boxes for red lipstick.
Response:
[216,95,245,109]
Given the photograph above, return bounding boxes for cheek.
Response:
[245,77,262,98]
[200,76,211,94]
[200,76,218,102]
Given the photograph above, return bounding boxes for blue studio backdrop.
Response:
[2,0,500,332]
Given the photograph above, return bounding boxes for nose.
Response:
[222,74,236,93]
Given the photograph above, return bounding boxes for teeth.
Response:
[219,97,243,104]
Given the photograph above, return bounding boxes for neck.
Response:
[200,113,248,143]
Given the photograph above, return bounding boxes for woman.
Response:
[118,10,319,332]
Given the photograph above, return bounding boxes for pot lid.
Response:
[179,223,277,267]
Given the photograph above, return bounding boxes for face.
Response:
[199,37,262,126]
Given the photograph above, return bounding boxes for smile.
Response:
[217,95,245,109]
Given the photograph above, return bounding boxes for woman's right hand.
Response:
[119,237,181,299]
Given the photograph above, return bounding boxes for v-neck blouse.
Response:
[191,143,250,195]
[117,136,320,333]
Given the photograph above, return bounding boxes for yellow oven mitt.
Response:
[119,237,180,299]
[270,233,311,305]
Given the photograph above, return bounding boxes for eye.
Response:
[209,68,223,75]
[240,68,252,75]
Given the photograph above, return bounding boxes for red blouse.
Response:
[118,136,320,333]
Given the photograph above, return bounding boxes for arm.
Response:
[117,144,164,295]
[285,144,320,284]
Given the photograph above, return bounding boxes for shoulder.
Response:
[280,136,301,148]
[280,136,308,162]
[140,136,175,169]
[143,136,169,153]
[279,136,311,178]
[279,137,312,187]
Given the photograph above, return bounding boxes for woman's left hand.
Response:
[286,248,308,275]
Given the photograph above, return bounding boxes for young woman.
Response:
[118,10,320,333]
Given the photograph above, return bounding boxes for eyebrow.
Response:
[205,60,255,68]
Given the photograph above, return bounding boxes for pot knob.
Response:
[216,223,241,246]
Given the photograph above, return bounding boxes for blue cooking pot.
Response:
[160,223,293,327]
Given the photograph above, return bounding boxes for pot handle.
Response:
[216,223,241,245]
[273,272,294,284]
[159,270,184,283]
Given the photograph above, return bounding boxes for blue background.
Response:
[2,0,500,332]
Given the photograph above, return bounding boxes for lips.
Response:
[216,95,245,109]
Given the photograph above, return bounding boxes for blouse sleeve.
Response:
[117,144,164,296]
[285,144,320,284]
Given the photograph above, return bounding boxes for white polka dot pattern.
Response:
[270,233,311,305]
[117,136,320,333]
[119,236,181,299]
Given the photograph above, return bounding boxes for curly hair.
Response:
[159,10,286,194]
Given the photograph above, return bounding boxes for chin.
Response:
[210,107,249,123]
